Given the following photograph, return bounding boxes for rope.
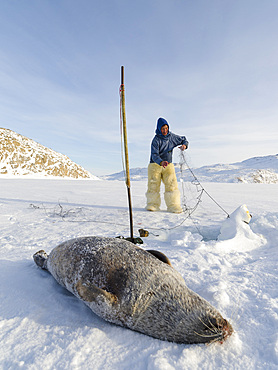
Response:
[179,151,230,218]
[30,150,229,238]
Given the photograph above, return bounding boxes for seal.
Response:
[33,236,233,344]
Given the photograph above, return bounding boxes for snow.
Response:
[102,154,278,183]
[0,178,278,369]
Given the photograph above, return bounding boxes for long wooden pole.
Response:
[120,66,134,242]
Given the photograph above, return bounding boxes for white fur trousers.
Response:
[145,163,182,213]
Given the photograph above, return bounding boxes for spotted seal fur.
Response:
[33,236,233,344]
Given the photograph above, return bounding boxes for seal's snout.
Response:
[220,319,234,343]
[210,318,233,344]
[196,316,233,345]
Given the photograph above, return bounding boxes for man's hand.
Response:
[160,161,169,168]
[179,144,187,151]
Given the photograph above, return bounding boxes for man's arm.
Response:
[150,138,163,165]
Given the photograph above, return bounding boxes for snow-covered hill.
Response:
[102,154,278,183]
[0,128,99,179]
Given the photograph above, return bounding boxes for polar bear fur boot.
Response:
[162,163,183,213]
[164,189,183,213]
[145,163,162,211]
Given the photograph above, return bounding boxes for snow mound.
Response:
[237,169,278,183]
[217,204,265,251]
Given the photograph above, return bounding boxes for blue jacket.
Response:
[150,118,189,165]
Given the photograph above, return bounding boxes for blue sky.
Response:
[1,0,278,176]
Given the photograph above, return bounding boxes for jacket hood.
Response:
[156,117,170,138]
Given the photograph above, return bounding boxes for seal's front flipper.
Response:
[147,250,172,266]
[33,250,49,270]
[76,280,118,306]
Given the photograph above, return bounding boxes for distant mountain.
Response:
[102,154,278,183]
[0,128,99,179]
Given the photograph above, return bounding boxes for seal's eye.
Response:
[208,318,218,328]
[203,317,223,335]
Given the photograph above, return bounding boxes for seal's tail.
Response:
[33,250,49,270]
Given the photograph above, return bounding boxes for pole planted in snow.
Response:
[120,66,134,242]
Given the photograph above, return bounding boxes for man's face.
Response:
[161,125,169,136]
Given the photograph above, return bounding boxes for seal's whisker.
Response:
[229,296,241,323]
[198,316,218,334]
[227,303,242,332]
[231,315,241,331]
[206,337,222,346]
[207,317,220,333]
[193,331,221,338]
